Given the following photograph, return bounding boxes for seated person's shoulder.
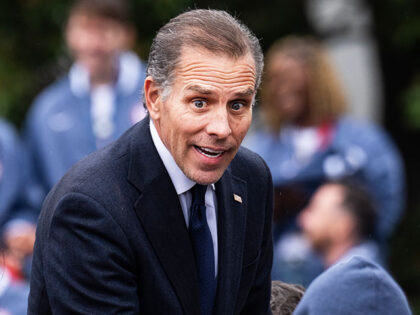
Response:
[294,256,412,315]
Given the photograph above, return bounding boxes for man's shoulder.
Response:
[234,145,268,165]
[38,121,153,239]
[230,146,271,181]
[48,122,142,201]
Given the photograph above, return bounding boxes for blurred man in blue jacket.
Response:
[25,0,147,203]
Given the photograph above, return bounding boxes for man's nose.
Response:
[206,106,232,139]
[79,30,105,52]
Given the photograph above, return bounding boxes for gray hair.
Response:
[145,9,264,102]
[270,281,305,315]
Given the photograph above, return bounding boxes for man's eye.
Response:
[193,100,206,108]
[231,102,244,111]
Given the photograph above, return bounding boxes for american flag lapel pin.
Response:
[233,194,242,203]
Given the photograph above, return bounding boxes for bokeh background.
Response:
[1,0,419,311]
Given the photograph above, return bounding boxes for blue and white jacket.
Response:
[25,51,146,204]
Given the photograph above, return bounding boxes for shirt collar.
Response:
[69,62,90,97]
[150,120,195,195]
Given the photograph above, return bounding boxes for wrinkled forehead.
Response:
[172,46,257,90]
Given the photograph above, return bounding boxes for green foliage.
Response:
[403,78,420,129]
[384,0,420,50]
[0,0,72,126]
[131,0,191,58]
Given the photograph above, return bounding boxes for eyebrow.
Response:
[185,85,255,97]
[234,87,255,98]
[185,85,213,95]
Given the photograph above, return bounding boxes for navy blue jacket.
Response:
[28,118,274,314]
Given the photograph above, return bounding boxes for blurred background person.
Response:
[24,0,147,204]
[298,180,381,268]
[245,36,405,286]
[0,118,36,314]
[0,118,39,282]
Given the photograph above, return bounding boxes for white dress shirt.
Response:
[150,120,218,276]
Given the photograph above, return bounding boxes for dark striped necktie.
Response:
[189,184,216,315]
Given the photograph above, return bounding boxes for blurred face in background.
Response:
[299,184,353,252]
[66,13,131,84]
[268,55,309,125]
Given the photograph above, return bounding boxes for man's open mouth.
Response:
[195,146,224,158]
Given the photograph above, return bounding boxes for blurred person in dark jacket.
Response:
[245,36,404,285]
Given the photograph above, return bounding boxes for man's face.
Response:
[66,13,129,81]
[146,48,256,184]
[298,184,348,251]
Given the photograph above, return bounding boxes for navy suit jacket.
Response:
[28,118,273,314]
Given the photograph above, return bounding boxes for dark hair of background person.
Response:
[145,8,264,104]
[67,0,132,26]
[260,36,347,132]
[270,280,306,315]
[330,179,377,240]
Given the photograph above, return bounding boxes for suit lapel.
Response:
[214,168,248,315]
[127,119,201,314]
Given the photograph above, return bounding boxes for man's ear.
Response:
[333,210,355,241]
[144,76,162,120]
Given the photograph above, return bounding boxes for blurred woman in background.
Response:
[246,36,405,285]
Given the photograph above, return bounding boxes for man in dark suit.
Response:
[29,9,273,314]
